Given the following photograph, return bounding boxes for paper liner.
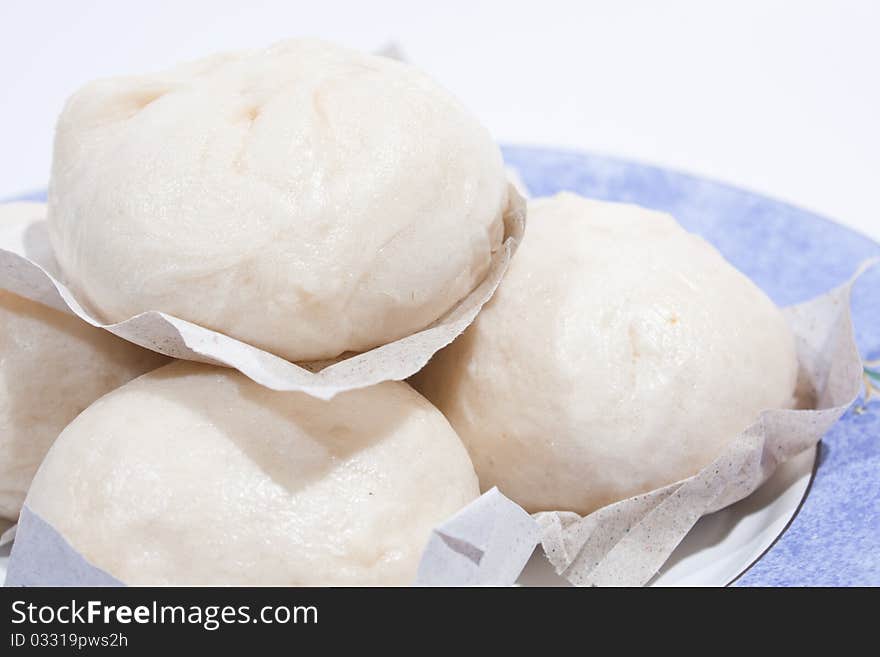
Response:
[0,189,525,400]
[3,264,872,587]
[0,523,15,547]
[534,260,876,586]
[5,508,122,587]
[1,190,870,586]
[5,489,534,587]
[415,487,539,586]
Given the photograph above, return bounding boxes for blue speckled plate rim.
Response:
[5,145,879,586]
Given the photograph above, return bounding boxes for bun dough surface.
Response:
[48,39,507,361]
[26,361,479,585]
[0,203,167,522]
[413,193,798,515]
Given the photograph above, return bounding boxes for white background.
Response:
[1,0,878,240]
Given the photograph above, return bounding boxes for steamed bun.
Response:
[47,39,508,362]
[26,361,479,585]
[1,203,167,523]
[413,193,798,515]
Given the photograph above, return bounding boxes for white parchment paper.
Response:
[5,489,535,587]
[1,187,870,585]
[535,260,876,586]
[0,523,15,547]
[2,263,871,587]
[415,487,539,586]
[5,507,122,587]
[0,190,525,400]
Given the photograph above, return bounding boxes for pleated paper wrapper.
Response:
[3,261,872,587]
[5,488,539,587]
[0,188,525,401]
[0,190,872,586]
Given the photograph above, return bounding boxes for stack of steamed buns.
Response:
[1,40,798,585]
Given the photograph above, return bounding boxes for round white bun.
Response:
[0,202,167,523]
[48,39,508,361]
[413,193,798,515]
[26,361,479,585]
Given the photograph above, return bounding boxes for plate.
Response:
[2,145,878,586]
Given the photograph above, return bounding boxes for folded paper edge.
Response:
[0,523,16,546]
[414,487,540,586]
[0,187,526,400]
[7,490,538,588]
[533,259,877,586]
[5,506,122,587]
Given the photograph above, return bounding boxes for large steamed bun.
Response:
[47,39,508,361]
[26,361,479,585]
[413,193,798,515]
[0,203,167,523]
